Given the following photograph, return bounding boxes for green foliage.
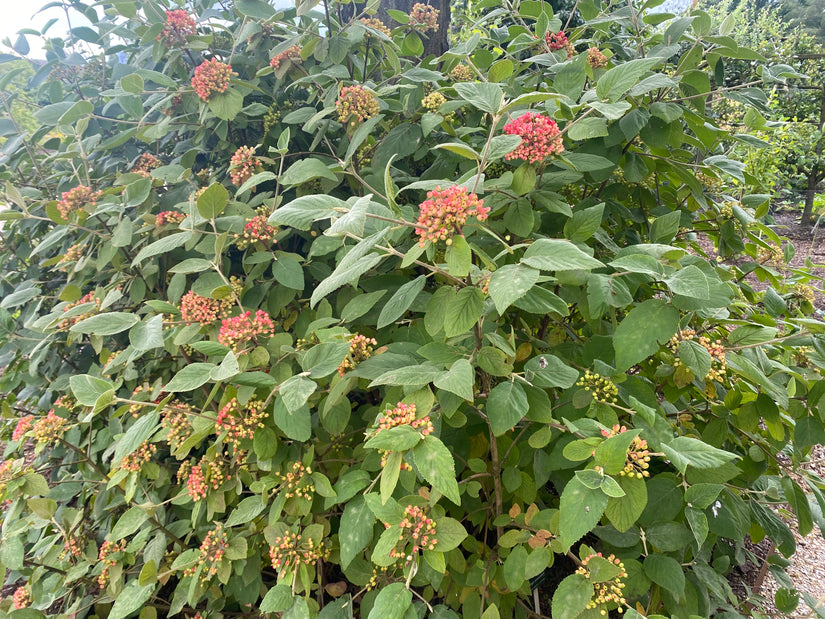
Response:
[1,1,825,619]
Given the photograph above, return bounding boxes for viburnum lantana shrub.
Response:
[1,1,825,618]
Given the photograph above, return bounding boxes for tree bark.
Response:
[801,84,825,225]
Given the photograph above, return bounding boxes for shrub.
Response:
[1,1,824,618]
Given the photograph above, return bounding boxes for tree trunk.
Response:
[802,84,825,225]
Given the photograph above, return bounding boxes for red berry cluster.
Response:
[598,425,651,479]
[576,552,628,614]
[57,185,103,220]
[587,47,608,69]
[503,112,565,163]
[155,211,186,227]
[191,58,236,102]
[229,145,260,186]
[268,530,328,575]
[32,411,68,444]
[130,153,161,176]
[12,587,31,610]
[335,85,380,128]
[186,462,207,501]
[337,333,378,376]
[161,402,195,450]
[180,290,220,325]
[58,291,100,330]
[270,45,302,70]
[545,30,569,50]
[389,505,438,561]
[98,539,126,587]
[215,398,266,450]
[184,525,228,581]
[158,10,197,46]
[235,214,277,249]
[409,3,439,31]
[120,440,157,472]
[217,310,275,352]
[415,185,488,247]
[12,415,33,441]
[276,462,315,500]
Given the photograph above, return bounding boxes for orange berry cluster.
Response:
[58,243,83,265]
[587,47,607,68]
[575,370,618,404]
[12,415,33,441]
[184,525,228,581]
[450,64,473,82]
[361,18,391,37]
[98,539,126,587]
[337,334,378,376]
[32,411,68,444]
[389,505,437,561]
[215,398,266,450]
[668,329,726,383]
[270,45,301,70]
[62,531,84,559]
[130,153,161,176]
[161,402,195,450]
[12,587,31,610]
[415,185,488,247]
[409,3,439,31]
[180,290,220,325]
[600,425,651,479]
[576,552,627,614]
[191,58,236,102]
[277,462,315,500]
[218,310,275,352]
[229,145,260,186]
[57,185,102,219]
[120,440,157,472]
[58,291,100,330]
[186,461,207,501]
[158,9,197,46]
[268,530,328,575]
[503,112,564,164]
[336,85,380,128]
[155,210,186,227]
[235,214,277,250]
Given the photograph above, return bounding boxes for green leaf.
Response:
[168,258,213,274]
[453,82,504,114]
[339,496,374,569]
[522,239,604,271]
[197,182,229,219]
[588,555,625,583]
[260,585,294,613]
[129,315,164,351]
[111,506,150,540]
[433,517,467,552]
[225,496,266,527]
[112,412,159,466]
[236,0,277,18]
[272,398,311,441]
[377,275,426,328]
[552,574,595,619]
[132,231,192,266]
[568,117,609,140]
[365,425,422,451]
[434,142,480,161]
[444,287,485,337]
[524,354,579,388]
[677,339,712,379]
[59,100,93,125]
[368,582,412,619]
[594,429,642,475]
[503,544,527,591]
[70,312,140,336]
[370,364,444,387]
[108,580,155,619]
[280,375,316,412]
[643,554,685,599]
[665,265,711,300]
[70,375,114,407]
[268,194,344,230]
[596,58,663,102]
[559,477,609,550]
[280,158,338,186]
[564,203,604,243]
[445,236,472,277]
[341,291,386,322]
[433,359,475,401]
[487,135,522,161]
[604,475,648,532]
[164,363,216,392]
[413,435,461,504]
[487,380,529,436]
[613,299,679,371]
[208,89,244,121]
[661,437,739,474]
[310,240,384,307]
[488,264,540,314]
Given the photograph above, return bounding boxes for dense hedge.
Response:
[2,1,825,618]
